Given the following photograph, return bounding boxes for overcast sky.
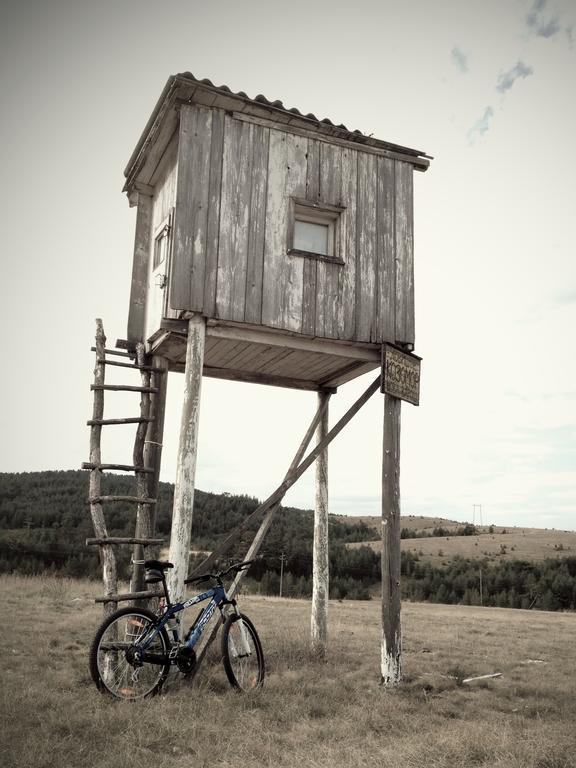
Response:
[0,0,574,531]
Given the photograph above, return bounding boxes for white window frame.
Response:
[152,216,172,270]
[287,198,345,265]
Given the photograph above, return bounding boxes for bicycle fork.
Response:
[228,604,252,658]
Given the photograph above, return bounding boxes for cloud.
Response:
[467,106,494,143]
[526,0,562,38]
[451,46,468,73]
[496,61,534,93]
[555,288,576,304]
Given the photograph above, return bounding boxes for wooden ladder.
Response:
[83,319,167,615]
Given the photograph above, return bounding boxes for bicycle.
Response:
[89,559,265,700]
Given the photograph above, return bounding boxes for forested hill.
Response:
[0,470,376,581]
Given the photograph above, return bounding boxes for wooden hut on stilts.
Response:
[84,73,430,683]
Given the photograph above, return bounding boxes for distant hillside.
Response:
[347,524,576,566]
[1,471,575,610]
[336,514,464,537]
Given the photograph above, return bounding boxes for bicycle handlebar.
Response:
[184,559,256,586]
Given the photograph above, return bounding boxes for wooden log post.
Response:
[131,342,153,598]
[311,390,330,656]
[168,314,206,604]
[89,320,118,618]
[381,393,402,685]
[145,356,169,543]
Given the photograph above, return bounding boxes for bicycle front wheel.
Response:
[221,613,265,691]
[89,606,171,700]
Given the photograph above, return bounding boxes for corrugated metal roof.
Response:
[124,73,431,188]
[178,72,366,135]
[175,72,431,159]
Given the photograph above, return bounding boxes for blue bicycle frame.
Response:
[138,584,228,656]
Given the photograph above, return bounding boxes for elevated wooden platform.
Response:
[148,319,380,392]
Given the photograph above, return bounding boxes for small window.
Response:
[288,198,345,264]
[153,221,171,269]
[294,219,329,256]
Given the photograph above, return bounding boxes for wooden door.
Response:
[145,210,173,340]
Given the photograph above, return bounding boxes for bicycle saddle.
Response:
[143,560,174,571]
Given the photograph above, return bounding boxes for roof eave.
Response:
[123,74,431,193]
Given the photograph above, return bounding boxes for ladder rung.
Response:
[91,384,159,394]
[97,358,165,373]
[95,589,164,603]
[82,462,154,474]
[86,537,163,546]
[89,496,157,504]
[87,418,154,426]
[91,346,134,358]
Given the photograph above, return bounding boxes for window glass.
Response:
[153,231,168,269]
[294,220,329,255]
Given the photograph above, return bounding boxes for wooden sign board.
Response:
[381,345,421,406]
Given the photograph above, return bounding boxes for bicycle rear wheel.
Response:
[221,613,265,691]
[89,606,170,700]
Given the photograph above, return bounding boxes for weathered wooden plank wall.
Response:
[244,124,269,325]
[164,105,415,345]
[127,193,152,342]
[394,162,414,344]
[171,105,212,310]
[261,131,308,331]
[315,142,341,339]
[150,134,178,233]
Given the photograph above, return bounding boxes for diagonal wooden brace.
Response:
[187,392,330,582]
[190,375,380,579]
[189,374,381,677]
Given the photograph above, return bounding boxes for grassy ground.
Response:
[2,574,575,768]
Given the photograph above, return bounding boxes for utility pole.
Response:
[479,566,483,606]
[279,552,287,598]
[473,504,482,527]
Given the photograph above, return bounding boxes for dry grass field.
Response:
[338,514,465,535]
[347,517,576,565]
[2,574,576,768]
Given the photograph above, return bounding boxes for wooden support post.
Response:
[381,394,402,686]
[89,320,118,617]
[131,342,153,598]
[168,314,205,604]
[145,356,169,546]
[311,390,329,656]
